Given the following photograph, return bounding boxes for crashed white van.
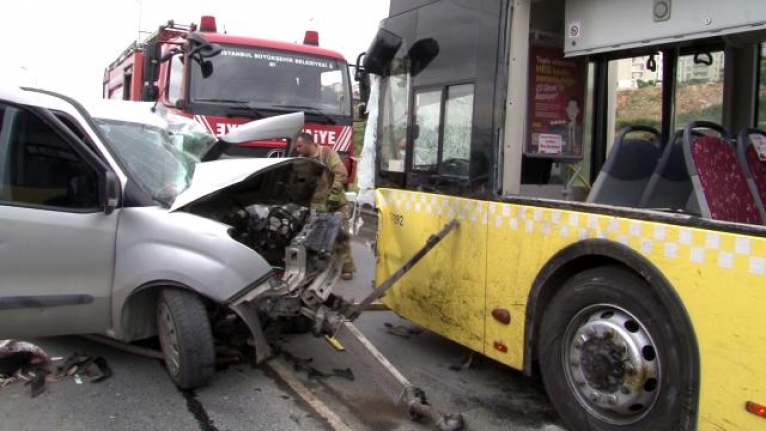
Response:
[0,87,342,389]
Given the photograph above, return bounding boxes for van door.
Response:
[0,103,117,338]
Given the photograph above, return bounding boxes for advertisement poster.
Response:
[526,46,587,159]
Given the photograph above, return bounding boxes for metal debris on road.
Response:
[0,340,112,397]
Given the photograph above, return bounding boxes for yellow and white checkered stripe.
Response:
[381,189,766,275]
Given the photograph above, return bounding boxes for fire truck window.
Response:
[379,73,411,173]
[412,89,442,171]
[168,55,184,105]
[190,46,352,117]
[759,43,766,128]
[0,105,98,210]
[442,84,474,175]
[320,69,345,112]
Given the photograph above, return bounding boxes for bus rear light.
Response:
[493,341,508,353]
[304,31,319,46]
[200,15,217,33]
[746,401,766,419]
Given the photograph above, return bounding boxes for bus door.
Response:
[373,0,506,352]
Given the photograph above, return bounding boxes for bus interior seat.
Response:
[639,130,696,212]
[737,128,766,222]
[587,125,661,206]
[683,121,763,224]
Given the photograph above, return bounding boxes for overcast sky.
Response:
[1,0,388,99]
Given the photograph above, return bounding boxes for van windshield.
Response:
[94,119,196,207]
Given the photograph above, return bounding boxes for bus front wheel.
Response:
[538,266,695,431]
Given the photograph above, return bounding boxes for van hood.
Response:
[170,157,331,213]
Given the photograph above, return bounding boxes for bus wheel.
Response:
[538,266,694,431]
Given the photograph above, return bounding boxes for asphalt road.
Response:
[0,238,565,431]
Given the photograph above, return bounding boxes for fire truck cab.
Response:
[103,16,357,181]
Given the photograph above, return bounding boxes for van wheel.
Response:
[157,288,216,389]
[538,266,695,431]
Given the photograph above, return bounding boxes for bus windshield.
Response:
[190,44,351,117]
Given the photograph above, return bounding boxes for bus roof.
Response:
[202,32,346,61]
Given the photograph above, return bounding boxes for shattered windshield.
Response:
[95,119,197,207]
[190,45,351,117]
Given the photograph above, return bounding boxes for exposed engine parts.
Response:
[226,204,310,266]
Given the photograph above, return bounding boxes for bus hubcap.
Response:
[564,305,660,424]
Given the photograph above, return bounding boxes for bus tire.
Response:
[538,266,694,431]
[157,288,216,390]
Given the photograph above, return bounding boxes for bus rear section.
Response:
[363,0,766,429]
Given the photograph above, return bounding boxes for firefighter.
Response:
[294,132,355,280]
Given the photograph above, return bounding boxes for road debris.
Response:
[448,352,482,372]
[384,322,424,339]
[0,340,112,397]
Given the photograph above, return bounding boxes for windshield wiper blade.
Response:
[274,104,337,125]
[196,99,266,118]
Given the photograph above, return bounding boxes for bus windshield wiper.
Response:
[274,104,337,125]
[195,99,266,118]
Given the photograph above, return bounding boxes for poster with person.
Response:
[526,46,587,160]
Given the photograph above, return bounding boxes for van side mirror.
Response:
[102,171,121,215]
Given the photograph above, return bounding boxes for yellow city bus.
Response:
[357,0,766,430]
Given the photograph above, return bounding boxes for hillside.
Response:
[615,81,724,130]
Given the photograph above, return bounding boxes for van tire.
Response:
[157,288,216,389]
[538,266,695,431]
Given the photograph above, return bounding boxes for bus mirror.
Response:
[143,42,161,84]
[407,38,439,77]
[363,28,402,75]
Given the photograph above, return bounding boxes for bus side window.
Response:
[379,73,411,175]
[442,84,474,176]
[412,89,442,172]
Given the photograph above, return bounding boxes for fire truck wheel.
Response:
[157,288,216,390]
[538,266,695,431]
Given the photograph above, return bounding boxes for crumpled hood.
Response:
[170,157,332,213]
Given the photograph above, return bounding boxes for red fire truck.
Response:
[103,16,356,180]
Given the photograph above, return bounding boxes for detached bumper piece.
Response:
[331,320,464,431]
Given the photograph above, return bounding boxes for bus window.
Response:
[674,51,725,128]
[759,43,766,128]
[442,84,474,176]
[379,74,410,174]
[412,89,442,172]
[611,54,663,136]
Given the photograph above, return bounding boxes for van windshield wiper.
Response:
[274,104,337,125]
[195,99,266,118]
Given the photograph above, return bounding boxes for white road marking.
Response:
[266,358,352,431]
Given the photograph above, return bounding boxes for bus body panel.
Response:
[376,189,488,352]
[377,188,766,430]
